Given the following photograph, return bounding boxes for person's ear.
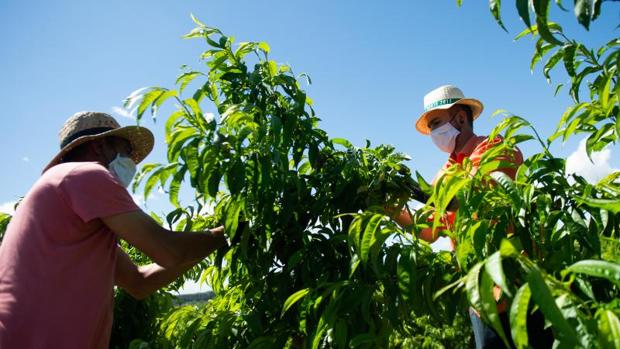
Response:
[456,111,466,126]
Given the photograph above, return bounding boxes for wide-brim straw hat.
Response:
[415,85,484,135]
[43,111,154,173]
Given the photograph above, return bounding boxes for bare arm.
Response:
[114,247,202,300]
[102,210,227,269]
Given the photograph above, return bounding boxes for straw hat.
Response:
[415,85,484,135]
[43,111,154,172]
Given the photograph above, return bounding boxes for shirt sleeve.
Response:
[59,163,140,222]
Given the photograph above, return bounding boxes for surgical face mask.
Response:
[109,154,136,188]
[430,121,460,153]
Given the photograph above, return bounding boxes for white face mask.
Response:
[109,154,136,188]
[430,122,460,153]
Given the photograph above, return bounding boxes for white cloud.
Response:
[22,157,30,162]
[111,106,135,120]
[566,138,619,184]
[0,201,17,215]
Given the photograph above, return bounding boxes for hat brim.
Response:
[42,126,154,173]
[415,98,484,135]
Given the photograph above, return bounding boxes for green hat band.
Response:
[424,98,461,111]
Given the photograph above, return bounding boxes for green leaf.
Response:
[489,171,521,209]
[258,41,270,54]
[543,47,564,82]
[137,88,166,121]
[207,168,222,198]
[176,72,203,94]
[516,0,532,29]
[592,0,603,20]
[167,127,197,162]
[600,72,613,111]
[527,268,578,343]
[480,271,510,346]
[282,288,310,315]
[574,196,620,214]
[225,199,243,243]
[466,262,485,312]
[599,310,620,349]
[169,166,185,207]
[563,43,578,77]
[226,160,245,195]
[190,13,206,28]
[485,251,512,297]
[143,166,165,200]
[397,248,415,301]
[350,333,375,347]
[182,138,200,183]
[574,0,593,30]
[151,89,178,121]
[489,0,508,32]
[530,41,553,72]
[332,138,353,148]
[510,284,531,349]
[360,214,383,263]
[247,337,275,349]
[333,319,347,348]
[566,260,620,287]
[533,0,563,45]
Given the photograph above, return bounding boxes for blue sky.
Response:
[1,1,618,290]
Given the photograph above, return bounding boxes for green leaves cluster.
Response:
[0,213,10,242]
[116,2,619,347]
[440,1,620,347]
[126,16,464,348]
[467,0,620,157]
[428,104,620,348]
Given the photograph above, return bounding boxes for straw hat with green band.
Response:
[43,111,154,173]
[415,85,484,135]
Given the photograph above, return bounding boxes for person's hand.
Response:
[207,225,228,249]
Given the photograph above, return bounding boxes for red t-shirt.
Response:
[420,135,523,244]
[0,162,139,349]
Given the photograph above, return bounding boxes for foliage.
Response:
[120,1,620,346]
[463,0,620,156]
[444,1,620,348]
[110,288,174,349]
[388,313,473,348]
[126,15,468,348]
[0,213,10,242]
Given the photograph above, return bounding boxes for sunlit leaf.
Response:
[566,260,620,287]
[510,284,531,349]
[282,288,310,314]
[599,310,620,349]
[516,0,533,29]
[489,0,508,31]
[527,268,578,344]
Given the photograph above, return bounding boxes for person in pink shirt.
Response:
[0,111,229,348]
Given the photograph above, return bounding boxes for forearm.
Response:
[131,261,197,299]
[168,227,228,266]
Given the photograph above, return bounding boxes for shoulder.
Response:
[52,162,120,186]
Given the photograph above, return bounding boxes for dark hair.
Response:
[60,142,92,163]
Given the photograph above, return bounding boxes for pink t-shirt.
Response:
[0,162,140,349]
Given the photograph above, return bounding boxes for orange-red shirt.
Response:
[419,134,523,243]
